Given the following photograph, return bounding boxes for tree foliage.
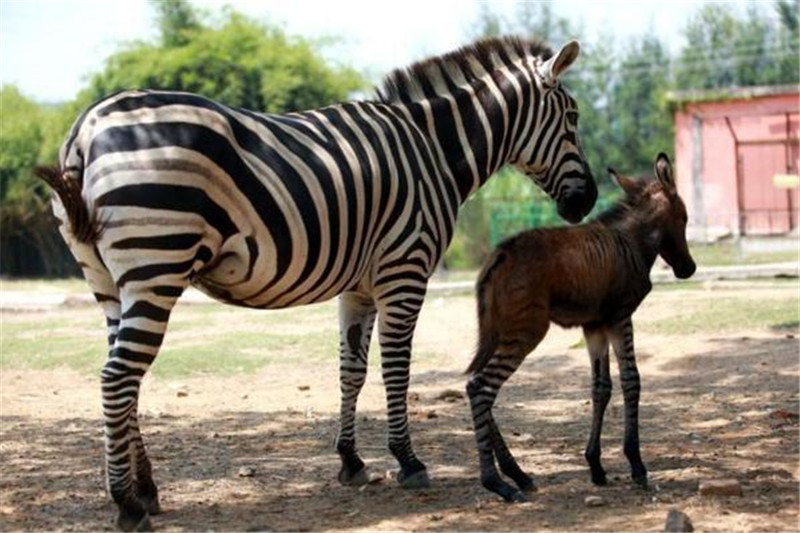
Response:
[1,1,365,276]
[78,4,364,114]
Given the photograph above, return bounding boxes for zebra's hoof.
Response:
[517,479,538,493]
[509,490,530,503]
[338,465,370,486]
[116,512,152,532]
[398,468,431,489]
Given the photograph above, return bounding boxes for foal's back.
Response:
[479,223,637,330]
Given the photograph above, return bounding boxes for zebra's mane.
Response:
[376,36,553,104]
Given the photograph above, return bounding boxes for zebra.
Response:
[36,35,597,531]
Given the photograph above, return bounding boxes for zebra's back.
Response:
[62,89,433,309]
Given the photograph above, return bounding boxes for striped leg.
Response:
[376,292,429,488]
[335,291,377,486]
[582,324,611,486]
[608,317,648,488]
[103,285,183,531]
[467,327,546,502]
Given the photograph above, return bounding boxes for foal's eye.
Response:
[566,112,578,127]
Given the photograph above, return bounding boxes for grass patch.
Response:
[690,241,798,267]
[638,297,799,335]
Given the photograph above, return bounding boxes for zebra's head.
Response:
[513,41,597,224]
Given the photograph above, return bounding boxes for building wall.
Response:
[674,92,799,239]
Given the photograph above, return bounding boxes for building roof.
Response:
[666,84,799,105]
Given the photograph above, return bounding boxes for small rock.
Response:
[298,385,310,391]
[209,432,220,439]
[786,333,795,339]
[430,514,444,522]
[241,394,249,399]
[699,479,742,497]
[437,389,464,402]
[664,509,694,532]
[584,495,605,507]
[176,389,188,398]
[237,466,256,478]
[426,410,438,419]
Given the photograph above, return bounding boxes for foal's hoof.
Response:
[338,465,371,487]
[397,468,431,489]
[632,474,649,490]
[138,494,161,515]
[116,512,152,532]
[590,468,608,486]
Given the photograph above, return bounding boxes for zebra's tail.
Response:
[34,165,98,243]
[465,250,506,375]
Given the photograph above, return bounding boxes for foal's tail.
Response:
[34,165,97,244]
[466,250,507,375]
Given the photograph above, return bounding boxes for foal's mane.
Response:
[594,178,662,228]
[376,36,553,104]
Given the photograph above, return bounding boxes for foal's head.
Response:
[608,153,697,279]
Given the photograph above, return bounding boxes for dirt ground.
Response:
[1,282,798,532]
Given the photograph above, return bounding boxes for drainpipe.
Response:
[691,114,707,241]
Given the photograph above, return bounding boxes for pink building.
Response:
[671,85,799,239]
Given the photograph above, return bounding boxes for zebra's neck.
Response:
[376,37,552,206]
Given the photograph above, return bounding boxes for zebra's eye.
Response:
[566,111,578,127]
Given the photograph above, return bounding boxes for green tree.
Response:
[77,6,364,114]
[676,2,799,89]
[154,0,201,48]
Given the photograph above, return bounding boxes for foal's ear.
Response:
[608,167,638,195]
[655,152,676,194]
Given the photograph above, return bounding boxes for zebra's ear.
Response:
[541,40,580,83]
[655,152,676,194]
[608,167,638,195]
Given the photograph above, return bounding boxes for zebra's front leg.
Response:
[583,325,612,486]
[335,291,377,486]
[608,317,648,488]
[376,294,429,489]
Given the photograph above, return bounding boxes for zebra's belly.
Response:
[190,233,370,310]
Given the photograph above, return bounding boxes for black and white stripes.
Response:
[40,35,595,530]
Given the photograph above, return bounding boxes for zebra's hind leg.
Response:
[335,291,377,486]
[467,327,546,502]
[104,283,184,531]
[376,287,429,489]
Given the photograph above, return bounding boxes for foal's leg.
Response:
[467,325,547,502]
[608,317,648,488]
[582,325,611,486]
[335,291,377,486]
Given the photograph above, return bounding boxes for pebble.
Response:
[237,466,256,478]
[699,478,742,497]
[437,389,464,402]
[176,389,188,398]
[298,385,310,391]
[664,509,694,532]
[584,495,605,507]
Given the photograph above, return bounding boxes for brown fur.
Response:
[34,165,97,243]
[468,154,695,374]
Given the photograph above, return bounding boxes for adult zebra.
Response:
[37,36,596,531]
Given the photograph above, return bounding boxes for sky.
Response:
[0,0,762,103]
